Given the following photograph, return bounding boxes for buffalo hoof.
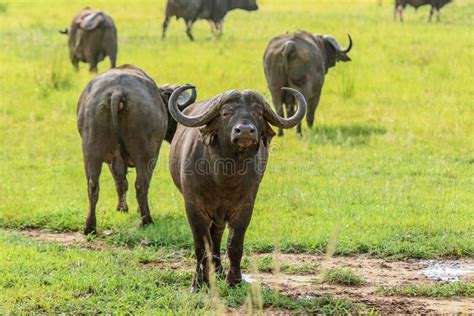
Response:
[227,278,242,288]
[190,278,210,293]
[116,205,128,212]
[226,273,242,287]
[84,226,97,235]
[141,216,154,227]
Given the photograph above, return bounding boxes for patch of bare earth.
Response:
[248,254,474,314]
[18,229,474,314]
[20,229,108,250]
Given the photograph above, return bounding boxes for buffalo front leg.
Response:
[208,20,217,35]
[162,15,170,39]
[227,207,253,287]
[398,6,404,22]
[429,7,435,22]
[185,204,212,291]
[185,20,195,41]
[108,157,128,212]
[134,157,155,226]
[71,56,79,71]
[83,156,103,235]
[210,223,226,278]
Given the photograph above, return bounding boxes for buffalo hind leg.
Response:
[109,157,128,212]
[286,104,302,135]
[215,20,224,38]
[185,20,195,41]
[109,52,117,69]
[306,92,321,130]
[210,223,226,278]
[134,157,154,226]
[89,57,98,73]
[84,156,103,235]
[162,15,170,39]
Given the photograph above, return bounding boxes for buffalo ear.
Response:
[159,88,173,105]
[262,122,276,148]
[322,40,337,70]
[199,120,218,146]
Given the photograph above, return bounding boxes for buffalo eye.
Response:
[251,104,263,118]
[221,110,233,119]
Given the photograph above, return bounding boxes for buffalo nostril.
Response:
[235,128,241,134]
[250,128,255,134]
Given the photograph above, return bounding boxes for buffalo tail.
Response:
[110,90,130,162]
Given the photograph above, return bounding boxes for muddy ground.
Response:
[20,230,474,314]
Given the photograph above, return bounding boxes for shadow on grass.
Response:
[307,124,386,146]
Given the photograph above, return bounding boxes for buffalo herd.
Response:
[57,0,453,290]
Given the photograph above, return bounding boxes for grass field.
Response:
[1,0,473,313]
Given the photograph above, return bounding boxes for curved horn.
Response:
[59,28,68,35]
[342,34,353,53]
[178,84,197,108]
[324,34,352,53]
[262,87,307,129]
[169,85,239,128]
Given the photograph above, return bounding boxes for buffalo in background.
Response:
[77,65,195,234]
[168,85,306,290]
[162,0,259,41]
[394,0,452,22]
[60,8,117,72]
[263,31,352,136]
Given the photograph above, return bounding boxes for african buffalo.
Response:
[168,85,306,291]
[263,31,352,136]
[77,65,195,235]
[60,8,117,72]
[394,0,452,22]
[162,0,259,41]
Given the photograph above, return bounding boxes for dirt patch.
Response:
[247,254,474,314]
[17,229,474,314]
[20,229,108,250]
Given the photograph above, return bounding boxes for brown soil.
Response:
[18,229,474,314]
[20,229,109,250]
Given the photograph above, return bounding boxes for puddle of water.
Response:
[422,261,474,282]
[242,274,254,283]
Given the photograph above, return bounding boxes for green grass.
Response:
[322,268,364,286]
[0,230,365,314]
[377,282,474,298]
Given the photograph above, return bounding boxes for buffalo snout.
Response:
[232,123,258,149]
